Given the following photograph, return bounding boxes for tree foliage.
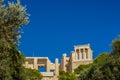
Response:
[59,70,77,80]
[24,68,43,80]
[74,63,92,75]
[0,0,42,80]
[0,0,28,79]
[111,38,120,56]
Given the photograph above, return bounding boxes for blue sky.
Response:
[7,0,120,63]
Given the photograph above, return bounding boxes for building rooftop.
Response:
[74,44,90,47]
[26,57,49,59]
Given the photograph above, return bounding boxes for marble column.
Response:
[55,58,59,76]
[34,58,38,70]
[46,59,50,72]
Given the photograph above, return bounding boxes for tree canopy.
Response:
[0,0,42,80]
[59,70,77,80]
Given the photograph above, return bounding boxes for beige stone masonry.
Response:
[25,44,93,80]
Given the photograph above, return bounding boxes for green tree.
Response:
[111,37,120,56]
[74,64,92,80]
[59,70,77,80]
[24,68,43,80]
[0,0,29,80]
[0,0,43,80]
[86,53,111,80]
[74,64,92,74]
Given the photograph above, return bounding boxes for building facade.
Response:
[25,44,93,80]
[59,44,93,72]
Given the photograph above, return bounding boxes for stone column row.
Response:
[75,48,92,60]
[55,58,59,76]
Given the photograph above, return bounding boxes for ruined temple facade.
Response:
[25,44,93,80]
[59,44,93,72]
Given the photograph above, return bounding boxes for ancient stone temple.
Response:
[25,44,93,80]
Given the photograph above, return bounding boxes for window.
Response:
[50,70,54,72]
[38,67,46,72]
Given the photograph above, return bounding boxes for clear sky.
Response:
[7,0,120,63]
